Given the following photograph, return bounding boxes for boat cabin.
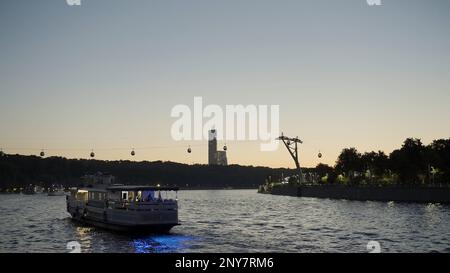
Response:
[107,186,179,203]
[69,185,179,210]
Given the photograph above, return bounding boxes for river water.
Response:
[0,190,449,253]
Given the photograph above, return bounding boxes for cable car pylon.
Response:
[277,133,304,184]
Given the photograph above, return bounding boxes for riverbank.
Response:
[261,185,450,203]
[0,186,258,194]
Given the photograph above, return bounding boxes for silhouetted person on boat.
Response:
[158,191,162,202]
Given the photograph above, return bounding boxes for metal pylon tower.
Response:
[277,133,304,183]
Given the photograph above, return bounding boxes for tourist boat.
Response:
[34,185,45,194]
[22,185,47,194]
[48,188,66,196]
[66,172,180,233]
[48,184,66,196]
[22,184,35,195]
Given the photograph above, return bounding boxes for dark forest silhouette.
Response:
[0,155,303,191]
[315,138,450,186]
[1,137,449,191]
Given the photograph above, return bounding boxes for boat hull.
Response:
[67,201,179,234]
[70,216,179,233]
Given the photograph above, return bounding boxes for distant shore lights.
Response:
[171,97,280,152]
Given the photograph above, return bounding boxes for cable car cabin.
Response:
[67,174,179,233]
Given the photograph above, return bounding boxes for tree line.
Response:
[1,137,448,191]
[315,138,450,186]
[0,154,305,191]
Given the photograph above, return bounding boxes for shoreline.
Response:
[0,187,259,194]
[261,184,450,203]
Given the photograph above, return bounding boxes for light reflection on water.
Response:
[0,190,449,253]
[133,234,196,253]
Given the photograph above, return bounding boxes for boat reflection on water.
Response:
[74,226,95,251]
[132,234,195,253]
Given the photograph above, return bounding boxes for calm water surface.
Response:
[0,190,449,253]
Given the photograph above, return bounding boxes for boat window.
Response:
[121,191,128,201]
[76,190,88,202]
[108,192,120,201]
[136,191,142,202]
[87,191,103,201]
[142,190,154,202]
[128,191,135,202]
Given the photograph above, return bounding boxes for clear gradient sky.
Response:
[1,0,449,168]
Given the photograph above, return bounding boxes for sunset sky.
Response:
[1,0,449,168]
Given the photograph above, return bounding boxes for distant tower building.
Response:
[208,129,218,165]
[217,151,228,166]
[208,129,228,166]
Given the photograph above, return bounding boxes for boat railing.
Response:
[107,199,177,211]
